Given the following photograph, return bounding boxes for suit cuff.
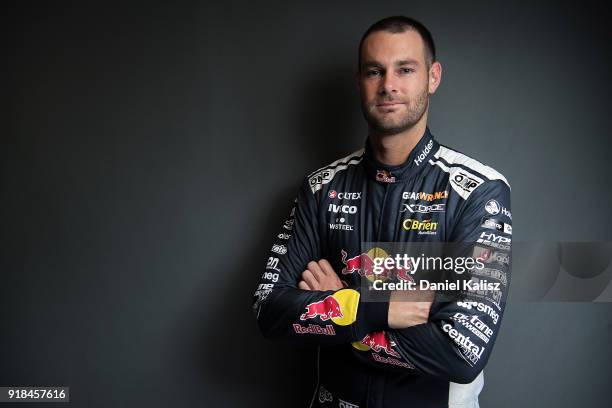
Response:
[354,293,390,339]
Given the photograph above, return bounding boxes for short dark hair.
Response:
[358,16,436,69]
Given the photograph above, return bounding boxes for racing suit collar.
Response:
[364,127,439,183]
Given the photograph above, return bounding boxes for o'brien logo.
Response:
[402,218,438,235]
[414,139,433,166]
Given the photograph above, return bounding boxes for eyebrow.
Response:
[396,59,419,66]
[362,59,420,69]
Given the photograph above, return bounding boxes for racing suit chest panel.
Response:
[320,163,453,285]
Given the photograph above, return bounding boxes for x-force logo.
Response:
[400,203,445,214]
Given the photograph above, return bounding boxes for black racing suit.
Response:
[253,128,512,408]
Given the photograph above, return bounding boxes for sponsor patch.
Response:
[470,267,508,287]
[414,139,434,166]
[401,203,446,214]
[318,386,333,403]
[376,169,396,183]
[293,324,336,336]
[442,323,486,365]
[472,246,510,267]
[266,257,281,272]
[371,353,414,369]
[451,312,493,343]
[261,271,279,283]
[477,232,511,251]
[352,331,400,357]
[402,218,438,235]
[328,204,358,214]
[402,191,448,201]
[339,399,359,408]
[271,244,287,255]
[457,301,500,325]
[299,289,359,326]
[329,190,361,200]
[450,170,483,197]
[481,217,512,235]
[329,216,354,231]
[485,199,512,220]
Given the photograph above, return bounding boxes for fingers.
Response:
[307,261,325,280]
[300,259,341,291]
[301,269,319,290]
[317,259,336,276]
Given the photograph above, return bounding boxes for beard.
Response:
[361,87,429,136]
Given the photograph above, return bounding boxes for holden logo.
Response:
[485,200,500,215]
[329,190,337,199]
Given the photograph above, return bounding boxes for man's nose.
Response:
[379,73,398,95]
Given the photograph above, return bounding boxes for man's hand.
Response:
[387,289,435,329]
[298,259,343,291]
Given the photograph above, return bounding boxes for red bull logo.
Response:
[359,331,400,357]
[376,169,396,183]
[299,289,360,326]
[300,296,343,321]
[393,262,415,282]
[340,249,376,277]
[341,249,411,281]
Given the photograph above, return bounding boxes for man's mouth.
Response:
[376,101,404,108]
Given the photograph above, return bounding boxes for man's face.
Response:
[358,30,440,135]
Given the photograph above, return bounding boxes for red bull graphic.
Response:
[358,331,400,357]
[341,249,413,281]
[376,169,396,183]
[300,296,343,321]
[341,249,375,277]
[299,289,360,326]
[394,262,415,282]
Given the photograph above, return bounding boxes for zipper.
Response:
[376,183,390,242]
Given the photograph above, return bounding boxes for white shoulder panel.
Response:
[307,148,365,194]
[430,158,485,200]
[435,146,510,188]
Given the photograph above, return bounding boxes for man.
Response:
[253,16,511,408]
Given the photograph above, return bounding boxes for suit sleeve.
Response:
[252,177,389,344]
[353,179,512,384]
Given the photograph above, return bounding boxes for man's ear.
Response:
[428,61,442,94]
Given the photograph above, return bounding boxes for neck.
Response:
[369,113,428,166]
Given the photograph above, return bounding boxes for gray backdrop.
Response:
[2,1,611,407]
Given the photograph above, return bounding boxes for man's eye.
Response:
[366,70,381,77]
[400,68,415,74]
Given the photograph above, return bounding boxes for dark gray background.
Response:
[2,1,611,407]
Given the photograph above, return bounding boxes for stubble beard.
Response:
[362,87,429,136]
